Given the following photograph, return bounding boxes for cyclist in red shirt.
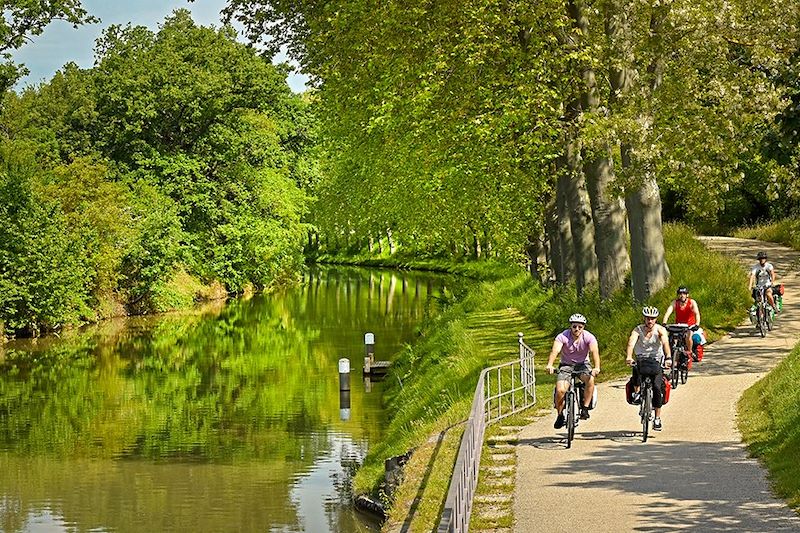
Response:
[662,286,701,359]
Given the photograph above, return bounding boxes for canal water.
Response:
[0,267,450,532]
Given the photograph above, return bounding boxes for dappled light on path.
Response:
[513,237,800,532]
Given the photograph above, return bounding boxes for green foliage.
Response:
[0,10,315,333]
[0,145,91,333]
[739,341,800,510]
[87,11,310,292]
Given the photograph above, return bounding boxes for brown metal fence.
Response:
[437,333,537,533]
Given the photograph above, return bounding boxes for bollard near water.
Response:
[339,390,351,421]
[364,332,375,373]
[339,358,351,391]
[339,358,351,421]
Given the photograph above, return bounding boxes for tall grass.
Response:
[353,223,750,515]
[734,218,800,250]
[738,343,800,510]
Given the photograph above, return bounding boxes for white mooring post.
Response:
[364,332,375,373]
[339,358,351,391]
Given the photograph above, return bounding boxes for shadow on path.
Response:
[540,439,799,531]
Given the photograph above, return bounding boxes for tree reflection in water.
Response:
[0,266,449,533]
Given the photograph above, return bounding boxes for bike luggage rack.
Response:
[437,333,537,533]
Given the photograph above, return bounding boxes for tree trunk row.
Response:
[545,0,669,302]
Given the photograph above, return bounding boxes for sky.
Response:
[11,0,309,93]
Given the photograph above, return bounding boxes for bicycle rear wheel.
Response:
[680,367,688,384]
[669,349,679,389]
[566,390,575,448]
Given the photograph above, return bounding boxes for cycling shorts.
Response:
[557,362,593,382]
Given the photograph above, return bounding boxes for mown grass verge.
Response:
[738,342,800,510]
[734,218,800,249]
[351,224,750,529]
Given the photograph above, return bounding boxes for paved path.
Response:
[513,238,800,532]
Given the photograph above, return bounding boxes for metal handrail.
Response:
[437,333,536,533]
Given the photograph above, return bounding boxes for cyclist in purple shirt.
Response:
[545,313,601,429]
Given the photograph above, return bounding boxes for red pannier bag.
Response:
[775,284,785,296]
[625,378,636,405]
[662,375,672,405]
[695,344,704,361]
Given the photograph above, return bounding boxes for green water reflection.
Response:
[0,267,448,532]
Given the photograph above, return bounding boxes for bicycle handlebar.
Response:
[664,323,699,332]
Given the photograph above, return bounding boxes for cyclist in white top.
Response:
[626,306,671,431]
[749,251,777,313]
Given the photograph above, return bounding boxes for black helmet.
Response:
[677,286,688,295]
[757,251,767,260]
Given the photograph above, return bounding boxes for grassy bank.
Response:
[734,218,800,249]
[738,342,800,510]
[354,224,750,528]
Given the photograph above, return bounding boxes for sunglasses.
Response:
[678,291,688,295]
[570,324,584,329]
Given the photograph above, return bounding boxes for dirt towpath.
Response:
[513,238,800,531]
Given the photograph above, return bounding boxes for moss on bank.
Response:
[349,224,750,528]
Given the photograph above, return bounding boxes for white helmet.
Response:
[642,306,659,318]
[568,313,587,325]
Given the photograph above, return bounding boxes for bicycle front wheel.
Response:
[757,306,766,337]
[641,385,652,443]
[566,390,575,448]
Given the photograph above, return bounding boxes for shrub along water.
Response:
[354,224,750,526]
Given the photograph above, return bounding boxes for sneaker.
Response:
[631,392,641,405]
[580,406,590,420]
[554,413,565,429]
[653,417,662,431]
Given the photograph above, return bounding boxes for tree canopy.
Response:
[0,10,314,334]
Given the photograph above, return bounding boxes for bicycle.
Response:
[563,370,586,449]
[631,358,664,443]
[753,286,775,338]
[665,323,697,387]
